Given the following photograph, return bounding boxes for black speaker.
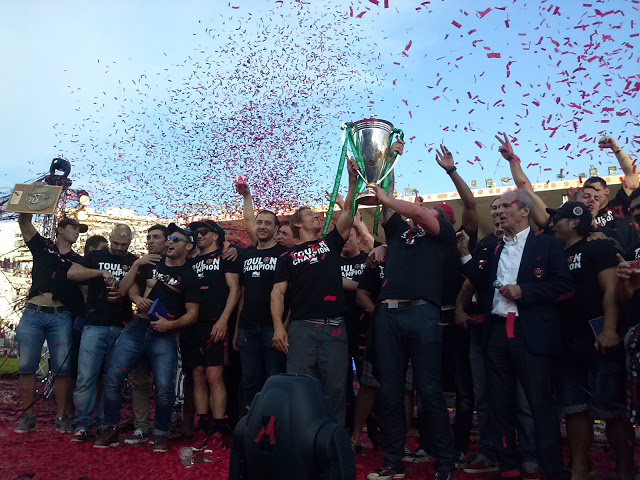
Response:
[229,374,356,480]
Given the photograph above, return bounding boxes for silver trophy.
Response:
[342,117,404,206]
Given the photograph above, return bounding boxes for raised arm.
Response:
[599,136,639,192]
[238,182,258,245]
[435,144,477,235]
[374,186,440,236]
[118,254,160,296]
[18,213,38,243]
[496,133,549,227]
[335,157,359,240]
[68,263,115,285]
[329,190,375,251]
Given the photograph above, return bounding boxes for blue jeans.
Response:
[73,326,123,431]
[16,306,73,376]
[470,325,538,465]
[374,303,456,473]
[102,317,178,436]
[237,326,286,412]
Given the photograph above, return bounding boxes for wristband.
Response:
[446,166,457,175]
[614,148,622,154]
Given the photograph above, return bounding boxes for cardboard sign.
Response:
[5,184,63,215]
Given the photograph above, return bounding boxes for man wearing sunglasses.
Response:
[548,201,634,480]
[185,219,240,435]
[97,223,200,453]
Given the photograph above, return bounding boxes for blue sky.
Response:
[1,0,638,217]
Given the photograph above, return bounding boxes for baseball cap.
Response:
[58,217,88,233]
[436,203,455,224]
[545,201,592,224]
[167,223,196,246]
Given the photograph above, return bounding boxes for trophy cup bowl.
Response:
[347,118,399,205]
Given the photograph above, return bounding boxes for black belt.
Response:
[379,299,429,310]
[304,317,344,327]
[26,303,72,314]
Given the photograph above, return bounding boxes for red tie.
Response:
[506,312,516,338]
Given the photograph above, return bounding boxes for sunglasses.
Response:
[166,235,190,244]
[195,228,212,237]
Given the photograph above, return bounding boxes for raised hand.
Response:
[495,132,517,161]
[435,144,454,170]
[389,139,405,156]
[598,136,620,151]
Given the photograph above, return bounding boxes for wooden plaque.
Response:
[5,184,63,215]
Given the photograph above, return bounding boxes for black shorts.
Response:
[180,322,228,369]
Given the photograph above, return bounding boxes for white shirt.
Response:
[460,227,530,317]
[491,227,530,316]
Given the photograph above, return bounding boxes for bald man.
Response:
[67,224,138,441]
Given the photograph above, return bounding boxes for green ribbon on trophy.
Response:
[323,118,404,237]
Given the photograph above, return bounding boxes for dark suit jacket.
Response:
[463,229,573,355]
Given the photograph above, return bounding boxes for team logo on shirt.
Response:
[243,256,277,275]
[291,241,330,266]
[568,253,582,271]
[98,262,128,279]
[534,267,544,278]
[401,227,425,245]
[595,209,614,228]
[152,270,182,287]
[341,263,365,280]
[192,257,221,279]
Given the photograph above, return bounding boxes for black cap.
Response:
[546,201,592,224]
[167,223,196,246]
[189,219,226,246]
[58,217,88,233]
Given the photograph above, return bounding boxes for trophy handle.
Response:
[376,128,404,186]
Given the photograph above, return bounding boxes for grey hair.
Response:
[513,189,534,220]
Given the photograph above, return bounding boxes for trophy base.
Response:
[356,189,381,206]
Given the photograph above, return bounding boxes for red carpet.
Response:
[0,379,626,479]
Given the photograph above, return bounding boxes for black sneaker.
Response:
[93,426,120,449]
[152,434,169,453]
[70,429,89,443]
[404,447,435,464]
[367,466,406,479]
[56,415,73,433]
[15,413,36,433]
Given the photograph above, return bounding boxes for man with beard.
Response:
[15,215,87,434]
[67,224,138,442]
[233,184,289,411]
[186,219,240,434]
[121,225,167,444]
[547,201,634,480]
[271,155,362,426]
[96,224,200,452]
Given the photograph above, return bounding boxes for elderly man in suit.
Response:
[457,189,572,480]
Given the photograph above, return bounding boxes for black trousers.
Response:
[486,316,567,479]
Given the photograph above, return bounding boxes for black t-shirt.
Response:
[379,213,456,306]
[595,188,630,229]
[560,238,619,339]
[26,233,80,311]
[274,228,347,321]
[239,243,289,328]
[190,249,240,323]
[340,251,369,315]
[358,263,385,302]
[82,249,137,327]
[138,257,201,320]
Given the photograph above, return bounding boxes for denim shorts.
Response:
[556,337,626,419]
[16,307,73,376]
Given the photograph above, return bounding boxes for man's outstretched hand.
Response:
[496,132,518,162]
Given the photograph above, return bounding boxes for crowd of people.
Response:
[10,133,640,480]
